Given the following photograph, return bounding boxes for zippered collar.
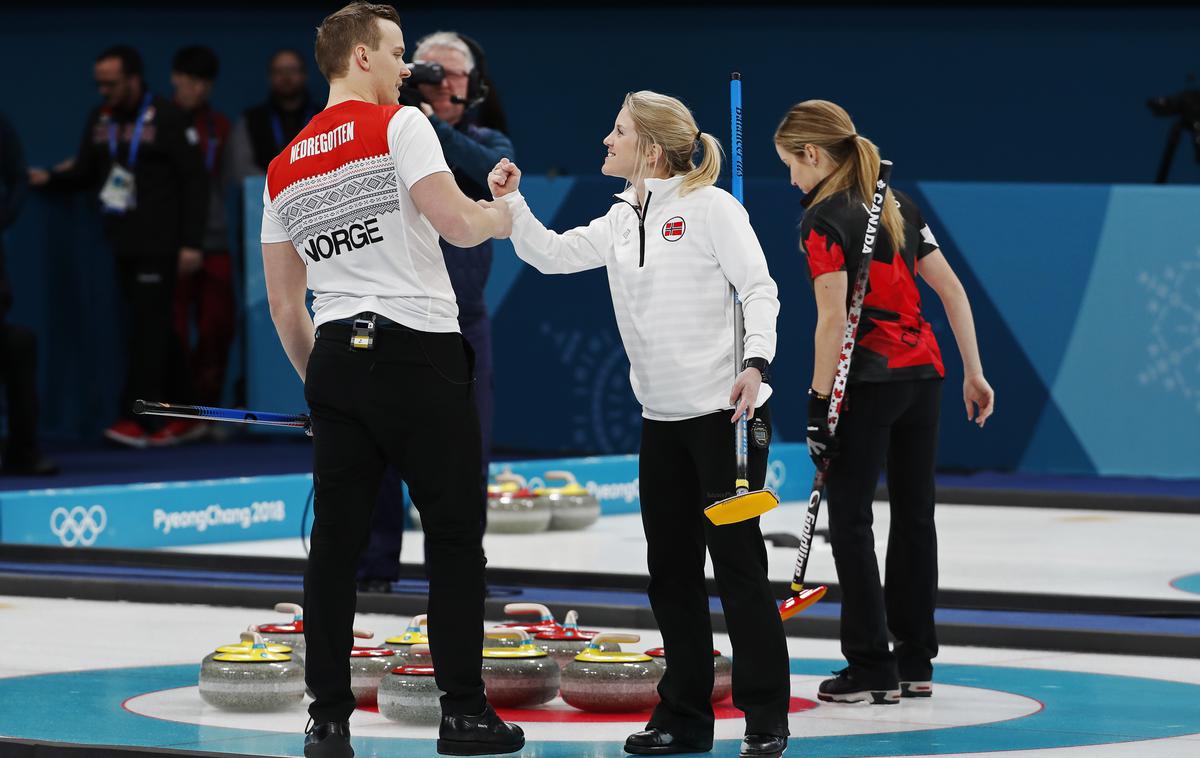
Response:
[614,174,685,207]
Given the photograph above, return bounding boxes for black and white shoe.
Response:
[304,720,353,758]
[900,680,933,698]
[817,668,900,705]
[438,704,524,755]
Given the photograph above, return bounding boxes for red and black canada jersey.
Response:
[799,184,945,384]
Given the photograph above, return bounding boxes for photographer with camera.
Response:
[356,31,513,593]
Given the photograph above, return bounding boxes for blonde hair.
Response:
[773,100,905,250]
[623,91,722,197]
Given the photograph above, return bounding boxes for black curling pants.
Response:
[639,404,791,745]
[302,316,487,723]
[824,379,942,685]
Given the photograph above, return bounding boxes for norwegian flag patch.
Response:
[662,216,686,242]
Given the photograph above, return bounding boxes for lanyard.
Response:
[204,112,219,173]
[270,104,315,149]
[108,92,153,169]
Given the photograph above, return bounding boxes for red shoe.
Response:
[104,419,149,448]
[147,420,209,447]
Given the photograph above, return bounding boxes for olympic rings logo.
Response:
[49,505,108,547]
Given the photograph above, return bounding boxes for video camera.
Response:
[399,62,447,107]
[1147,75,1200,182]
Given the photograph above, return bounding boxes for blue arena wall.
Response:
[238,176,1200,480]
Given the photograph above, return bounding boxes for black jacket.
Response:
[46,91,207,256]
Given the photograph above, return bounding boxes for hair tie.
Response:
[846,133,859,142]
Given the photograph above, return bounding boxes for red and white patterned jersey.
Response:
[260,100,457,332]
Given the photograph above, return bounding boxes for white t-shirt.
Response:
[260,100,458,332]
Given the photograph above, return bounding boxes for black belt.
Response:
[316,312,416,350]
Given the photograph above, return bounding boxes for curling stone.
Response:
[378,644,442,726]
[347,629,396,707]
[255,602,305,656]
[533,610,619,669]
[498,602,562,635]
[214,625,302,666]
[487,471,551,533]
[480,629,561,707]
[560,633,662,713]
[535,470,601,530]
[383,614,431,664]
[644,647,732,703]
[199,631,305,712]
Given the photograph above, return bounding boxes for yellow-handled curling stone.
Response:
[560,632,662,713]
[481,628,561,707]
[383,613,431,664]
[198,630,305,712]
[533,470,601,530]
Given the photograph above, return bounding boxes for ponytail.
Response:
[850,137,905,250]
[680,132,723,195]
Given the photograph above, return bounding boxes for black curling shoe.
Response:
[818,667,901,704]
[741,734,787,757]
[304,720,353,758]
[624,728,712,754]
[438,704,525,755]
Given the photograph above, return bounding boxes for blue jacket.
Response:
[430,116,514,322]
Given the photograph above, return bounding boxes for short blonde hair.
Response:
[314,2,403,81]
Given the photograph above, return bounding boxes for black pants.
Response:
[0,323,40,464]
[825,379,942,684]
[115,255,177,424]
[640,405,790,744]
[356,313,494,582]
[303,318,487,723]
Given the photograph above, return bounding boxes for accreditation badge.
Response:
[99,164,136,213]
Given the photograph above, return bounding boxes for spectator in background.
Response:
[0,111,56,475]
[226,49,317,182]
[156,45,235,446]
[356,31,513,593]
[28,45,207,448]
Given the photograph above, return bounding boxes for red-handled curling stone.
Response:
[378,644,441,725]
[532,610,618,669]
[348,628,394,706]
[255,602,305,657]
[488,470,551,533]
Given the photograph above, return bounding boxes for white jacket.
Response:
[501,174,780,421]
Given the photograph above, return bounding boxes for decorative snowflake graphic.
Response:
[1137,248,1200,415]
[539,322,642,453]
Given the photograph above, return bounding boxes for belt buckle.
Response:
[350,315,376,350]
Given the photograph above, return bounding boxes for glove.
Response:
[806,389,838,470]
